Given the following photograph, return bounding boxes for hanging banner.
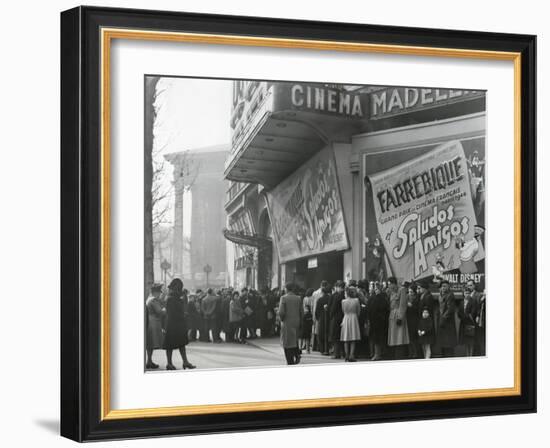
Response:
[368,141,484,282]
[267,146,349,263]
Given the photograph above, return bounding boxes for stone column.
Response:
[172,165,185,279]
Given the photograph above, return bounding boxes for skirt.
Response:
[340,313,361,342]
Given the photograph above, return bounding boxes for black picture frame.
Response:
[61,5,536,442]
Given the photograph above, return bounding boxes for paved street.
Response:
[147,336,345,371]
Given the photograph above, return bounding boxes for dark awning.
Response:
[223,228,272,248]
[224,82,369,189]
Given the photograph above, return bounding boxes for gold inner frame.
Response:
[100,27,522,421]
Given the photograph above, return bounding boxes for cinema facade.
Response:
[223,81,486,292]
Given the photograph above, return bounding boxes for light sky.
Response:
[152,77,233,231]
[154,77,232,154]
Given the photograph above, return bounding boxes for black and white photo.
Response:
[144,77,487,371]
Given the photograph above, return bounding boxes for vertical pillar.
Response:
[172,163,184,278]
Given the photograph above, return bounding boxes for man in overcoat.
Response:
[387,277,410,359]
[201,288,221,343]
[311,280,328,351]
[278,283,303,365]
[328,280,345,359]
[437,280,457,357]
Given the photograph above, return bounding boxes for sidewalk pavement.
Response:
[147,336,345,372]
[239,336,345,366]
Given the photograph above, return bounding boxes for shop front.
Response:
[282,252,344,291]
[224,80,369,289]
[224,81,486,292]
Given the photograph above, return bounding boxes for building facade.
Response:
[224,81,486,292]
[166,144,229,289]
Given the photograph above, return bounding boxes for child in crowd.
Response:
[418,307,435,359]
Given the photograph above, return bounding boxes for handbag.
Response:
[464,323,476,338]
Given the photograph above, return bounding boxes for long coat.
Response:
[278,293,303,349]
[328,291,344,342]
[146,296,165,350]
[367,291,389,345]
[229,298,244,323]
[163,292,189,349]
[458,296,479,345]
[438,291,457,348]
[406,292,420,343]
[388,286,410,346]
[315,293,331,353]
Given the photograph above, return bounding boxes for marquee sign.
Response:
[272,83,368,119]
[370,87,485,120]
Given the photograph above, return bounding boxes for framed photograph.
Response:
[60,6,536,441]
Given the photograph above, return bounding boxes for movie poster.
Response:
[267,146,349,263]
[368,140,485,283]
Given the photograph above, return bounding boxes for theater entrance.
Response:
[285,252,344,290]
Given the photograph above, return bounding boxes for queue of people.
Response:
[145,276,486,370]
[277,277,486,364]
[145,281,281,370]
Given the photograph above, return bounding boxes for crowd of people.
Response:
[145,276,486,370]
[145,280,281,370]
[277,277,486,365]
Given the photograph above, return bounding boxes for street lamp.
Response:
[203,263,212,288]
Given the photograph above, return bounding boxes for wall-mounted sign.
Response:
[230,81,368,152]
[368,141,484,281]
[307,257,318,269]
[370,87,485,120]
[267,146,349,264]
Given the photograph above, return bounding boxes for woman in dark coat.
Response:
[164,279,196,370]
[367,282,389,361]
